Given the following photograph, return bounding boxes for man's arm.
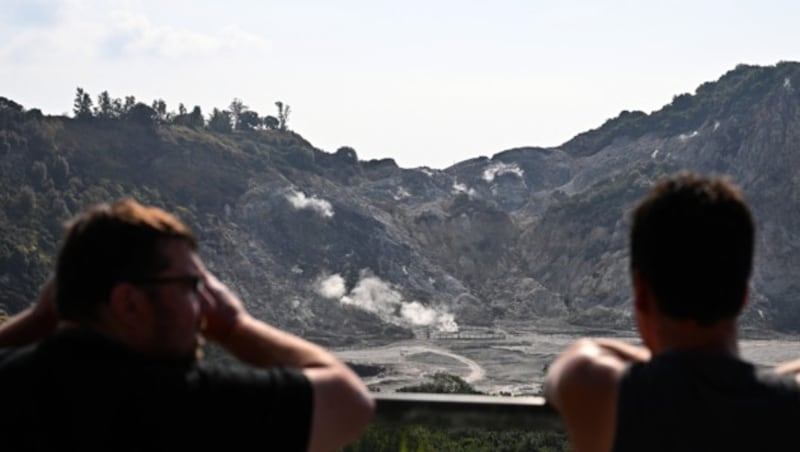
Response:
[0,278,58,347]
[200,273,374,452]
[544,338,649,452]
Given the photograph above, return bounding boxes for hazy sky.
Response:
[3,1,799,168]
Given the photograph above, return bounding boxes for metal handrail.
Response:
[372,393,563,431]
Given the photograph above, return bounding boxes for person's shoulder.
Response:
[545,339,628,452]
[545,338,630,416]
[550,339,628,383]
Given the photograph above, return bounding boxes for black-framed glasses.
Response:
[135,275,205,294]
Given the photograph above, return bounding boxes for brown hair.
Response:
[56,199,197,322]
[630,172,754,325]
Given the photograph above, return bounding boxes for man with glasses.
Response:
[0,199,373,451]
[544,173,800,452]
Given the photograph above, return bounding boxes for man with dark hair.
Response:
[544,173,800,452]
[0,199,373,451]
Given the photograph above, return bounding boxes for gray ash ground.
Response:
[336,321,800,396]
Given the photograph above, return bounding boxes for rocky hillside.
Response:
[3,62,800,343]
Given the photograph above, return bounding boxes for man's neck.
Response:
[651,316,739,356]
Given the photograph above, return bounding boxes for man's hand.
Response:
[194,272,374,452]
[198,272,247,342]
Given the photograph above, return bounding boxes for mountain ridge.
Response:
[3,61,800,343]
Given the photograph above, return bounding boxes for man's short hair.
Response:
[56,199,197,322]
[630,172,754,325]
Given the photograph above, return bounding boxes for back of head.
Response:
[56,199,197,323]
[630,172,754,325]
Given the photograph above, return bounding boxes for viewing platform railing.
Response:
[372,393,562,431]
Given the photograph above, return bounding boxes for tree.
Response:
[336,146,358,162]
[30,161,48,189]
[125,103,157,125]
[95,91,115,119]
[11,186,36,216]
[123,96,136,114]
[178,103,187,116]
[0,97,24,130]
[207,108,233,133]
[73,87,94,119]
[52,156,70,186]
[151,99,168,123]
[111,97,124,117]
[275,101,291,131]
[263,115,279,130]
[188,106,204,128]
[237,110,261,131]
[229,98,248,130]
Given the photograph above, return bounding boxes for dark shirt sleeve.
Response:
[181,363,313,452]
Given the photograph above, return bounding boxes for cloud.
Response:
[1,2,271,65]
[482,162,524,183]
[103,12,271,59]
[3,0,62,28]
[285,189,334,218]
[320,271,458,332]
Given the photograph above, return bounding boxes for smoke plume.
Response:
[285,189,334,218]
[482,162,524,182]
[317,272,458,332]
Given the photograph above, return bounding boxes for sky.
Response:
[2,1,800,169]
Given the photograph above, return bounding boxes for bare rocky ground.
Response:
[336,321,800,396]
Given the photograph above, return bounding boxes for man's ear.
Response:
[739,286,749,312]
[108,283,153,328]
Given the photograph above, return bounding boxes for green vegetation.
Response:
[397,372,484,395]
[345,373,569,451]
[344,424,568,452]
[69,86,292,132]
[0,90,325,314]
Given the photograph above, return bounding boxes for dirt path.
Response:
[403,345,486,383]
[336,342,486,386]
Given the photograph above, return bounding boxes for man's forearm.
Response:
[215,313,375,452]
[0,278,57,347]
[214,314,341,369]
[0,306,57,347]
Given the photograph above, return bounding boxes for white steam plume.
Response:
[317,274,347,299]
[401,301,458,331]
[452,182,477,197]
[317,272,458,332]
[482,162,524,182]
[285,189,334,218]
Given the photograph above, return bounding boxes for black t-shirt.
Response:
[613,351,800,452]
[0,329,313,451]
